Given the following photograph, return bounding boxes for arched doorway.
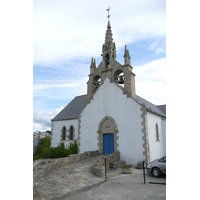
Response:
[97,116,119,155]
[103,133,114,155]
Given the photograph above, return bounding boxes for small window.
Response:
[70,126,74,140]
[156,123,159,141]
[62,127,66,140]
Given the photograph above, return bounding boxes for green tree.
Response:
[36,136,51,158]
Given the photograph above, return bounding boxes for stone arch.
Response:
[93,75,101,92]
[60,126,67,141]
[97,116,119,154]
[114,69,124,79]
[113,69,124,87]
[69,125,75,141]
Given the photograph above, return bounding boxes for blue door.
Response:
[103,133,114,155]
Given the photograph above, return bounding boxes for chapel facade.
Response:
[51,14,166,165]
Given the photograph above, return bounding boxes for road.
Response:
[52,170,166,200]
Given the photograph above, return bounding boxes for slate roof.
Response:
[157,105,166,115]
[52,95,88,121]
[135,95,166,117]
[52,93,166,122]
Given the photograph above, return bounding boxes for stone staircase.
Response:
[108,151,125,169]
[93,151,125,178]
[109,160,125,169]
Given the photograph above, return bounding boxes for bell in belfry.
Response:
[118,76,124,84]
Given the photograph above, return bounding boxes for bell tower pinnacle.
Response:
[101,7,116,69]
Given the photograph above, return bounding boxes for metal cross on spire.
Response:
[106,7,111,21]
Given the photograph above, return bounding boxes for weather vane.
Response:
[106,7,111,21]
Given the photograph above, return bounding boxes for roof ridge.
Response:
[75,94,87,98]
[136,94,156,106]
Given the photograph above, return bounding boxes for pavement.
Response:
[33,155,166,200]
[53,171,166,200]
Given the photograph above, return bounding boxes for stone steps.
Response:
[109,160,125,169]
[106,168,123,178]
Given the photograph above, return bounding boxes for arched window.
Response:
[70,126,74,140]
[93,75,101,92]
[62,127,66,140]
[156,123,159,141]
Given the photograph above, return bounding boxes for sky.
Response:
[33,0,166,132]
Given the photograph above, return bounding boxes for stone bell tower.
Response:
[87,8,136,101]
[101,20,116,70]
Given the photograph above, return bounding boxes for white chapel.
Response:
[51,13,166,166]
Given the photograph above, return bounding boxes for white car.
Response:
[147,156,166,178]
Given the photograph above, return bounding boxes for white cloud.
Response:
[33,81,80,91]
[134,58,166,105]
[33,106,64,132]
[149,39,166,54]
[33,77,88,100]
[33,0,166,64]
[134,58,166,79]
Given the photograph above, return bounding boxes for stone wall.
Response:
[92,151,120,178]
[33,151,99,182]
[51,119,78,148]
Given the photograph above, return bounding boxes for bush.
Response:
[68,140,78,155]
[33,155,40,161]
[34,137,78,160]
[49,143,69,158]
